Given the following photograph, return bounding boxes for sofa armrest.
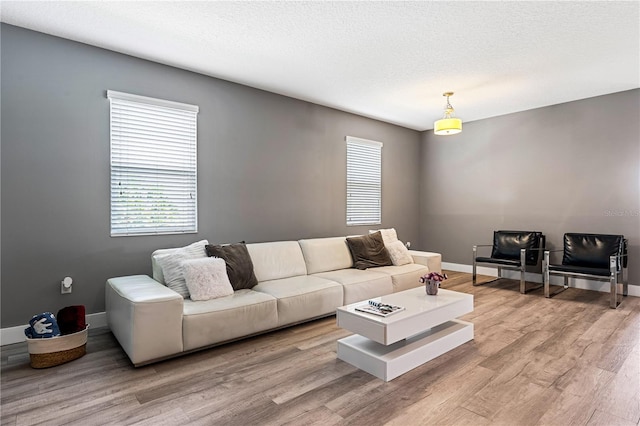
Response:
[106,275,184,366]
[408,250,442,273]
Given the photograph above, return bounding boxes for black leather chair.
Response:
[544,233,628,309]
[473,230,545,294]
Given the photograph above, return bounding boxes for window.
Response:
[108,90,199,236]
[346,136,382,226]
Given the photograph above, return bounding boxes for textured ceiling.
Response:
[1,1,639,131]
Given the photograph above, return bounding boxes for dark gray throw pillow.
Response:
[205,243,258,290]
[346,232,393,270]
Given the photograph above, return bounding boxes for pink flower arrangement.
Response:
[419,272,448,283]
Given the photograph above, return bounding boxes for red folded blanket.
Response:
[56,305,86,335]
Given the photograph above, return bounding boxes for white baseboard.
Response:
[442,262,640,297]
[1,312,107,346]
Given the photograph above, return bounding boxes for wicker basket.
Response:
[26,325,89,368]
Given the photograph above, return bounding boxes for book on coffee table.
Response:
[355,300,405,317]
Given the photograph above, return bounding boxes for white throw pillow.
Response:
[182,258,234,301]
[154,240,208,298]
[385,240,414,266]
[369,228,398,247]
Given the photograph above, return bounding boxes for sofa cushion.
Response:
[205,243,258,290]
[385,240,414,266]
[313,269,392,305]
[373,263,429,292]
[298,237,353,274]
[152,239,209,297]
[253,275,343,327]
[182,257,234,301]
[369,228,398,246]
[182,289,278,351]
[246,241,307,282]
[346,232,393,270]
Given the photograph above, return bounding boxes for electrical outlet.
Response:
[61,277,73,294]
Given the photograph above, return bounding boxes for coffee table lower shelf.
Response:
[337,319,473,382]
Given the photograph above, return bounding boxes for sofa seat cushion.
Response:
[372,263,429,292]
[253,276,343,327]
[182,289,278,351]
[246,241,307,282]
[299,237,353,274]
[313,269,392,305]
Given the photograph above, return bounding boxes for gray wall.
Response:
[3,23,637,328]
[1,24,422,327]
[420,89,640,286]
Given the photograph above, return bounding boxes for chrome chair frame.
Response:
[543,242,628,309]
[473,245,544,294]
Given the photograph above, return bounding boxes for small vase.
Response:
[426,280,439,295]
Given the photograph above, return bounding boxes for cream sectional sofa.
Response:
[106,236,441,366]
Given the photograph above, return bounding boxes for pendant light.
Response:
[434,92,462,135]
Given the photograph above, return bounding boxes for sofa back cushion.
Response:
[562,233,623,269]
[246,241,307,282]
[299,237,354,274]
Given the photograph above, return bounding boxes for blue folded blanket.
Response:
[24,312,61,339]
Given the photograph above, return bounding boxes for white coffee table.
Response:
[336,287,473,381]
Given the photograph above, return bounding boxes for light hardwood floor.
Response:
[2,272,639,426]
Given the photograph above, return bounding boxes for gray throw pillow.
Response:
[205,243,258,290]
[346,232,393,270]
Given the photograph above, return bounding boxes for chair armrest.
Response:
[106,275,184,366]
[543,249,569,268]
[472,244,493,258]
[408,250,441,273]
[611,252,628,271]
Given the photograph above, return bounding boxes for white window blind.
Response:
[346,136,382,226]
[108,90,199,236]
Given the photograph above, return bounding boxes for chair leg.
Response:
[543,252,566,298]
[610,274,618,309]
[472,246,478,286]
[544,251,550,298]
[610,256,620,309]
[519,249,525,294]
